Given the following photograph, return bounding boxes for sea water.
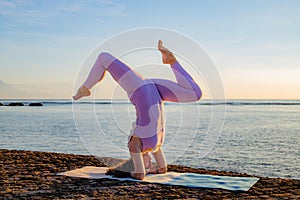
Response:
[0,100,299,179]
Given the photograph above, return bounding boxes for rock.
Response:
[0,102,3,106]
[8,102,24,106]
[1,149,300,199]
[29,103,43,106]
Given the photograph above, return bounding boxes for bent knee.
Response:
[195,86,202,100]
[131,172,145,180]
[98,52,112,59]
[97,52,115,67]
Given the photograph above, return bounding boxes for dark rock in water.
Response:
[106,158,134,178]
[0,102,3,106]
[8,102,24,106]
[29,102,43,106]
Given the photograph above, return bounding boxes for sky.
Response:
[0,0,299,99]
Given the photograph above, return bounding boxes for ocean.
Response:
[0,99,299,180]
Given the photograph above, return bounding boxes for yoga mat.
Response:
[58,166,259,191]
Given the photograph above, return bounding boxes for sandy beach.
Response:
[0,149,299,199]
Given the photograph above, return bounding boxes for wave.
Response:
[199,102,300,106]
[0,100,129,106]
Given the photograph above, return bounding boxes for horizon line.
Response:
[0,98,300,101]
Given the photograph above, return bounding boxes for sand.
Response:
[0,149,299,199]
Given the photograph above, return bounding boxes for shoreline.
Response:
[0,149,299,199]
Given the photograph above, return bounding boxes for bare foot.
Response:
[72,85,91,100]
[158,40,177,65]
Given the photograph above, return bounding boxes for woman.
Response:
[73,40,202,180]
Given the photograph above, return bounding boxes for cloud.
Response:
[0,0,127,31]
[0,1,51,28]
[54,0,127,17]
[0,0,16,7]
[99,0,127,16]
[9,81,74,99]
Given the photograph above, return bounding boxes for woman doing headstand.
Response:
[73,40,202,180]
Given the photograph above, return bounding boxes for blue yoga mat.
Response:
[59,166,259,191]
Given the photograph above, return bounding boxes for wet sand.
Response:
[0,149,299,199]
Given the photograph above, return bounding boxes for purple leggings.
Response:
[83,52,202,152]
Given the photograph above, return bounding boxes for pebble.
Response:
[0,149,299,199]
